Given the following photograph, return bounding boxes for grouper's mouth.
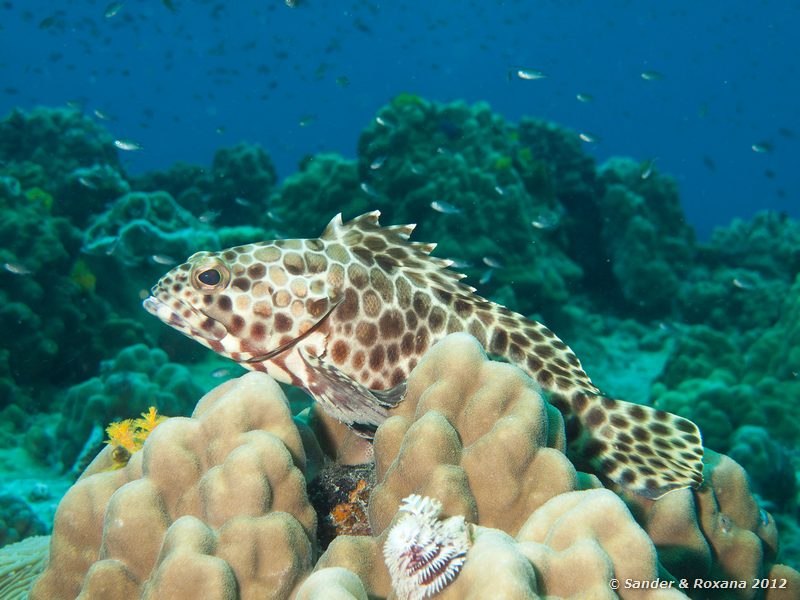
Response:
[142,295,225,342]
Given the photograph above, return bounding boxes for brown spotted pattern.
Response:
[145,210,704,499]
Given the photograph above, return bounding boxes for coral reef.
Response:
[727,427,797,512]
[0,106,119,189]
[622,450,790,592]
[2,95,799,598]
[0,491,47,547]
[14,335,800,599]
[0,535,50,600]
[676,210,800,332]
[653,274,800,454]
[31,372,315,600]
[209,142,278,224]
[133,142,278,226]
[366,333,579,537]
[55,344,202,471]
[56,163,132,228]
[703,210,800,282]
[269,153,364,238]
[313,334,798,599]
[595,157,695,317]
[0,175,137,416]
[81,190,218,266]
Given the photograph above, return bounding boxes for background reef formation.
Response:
[0,97,798,576]
[14,335,800,599]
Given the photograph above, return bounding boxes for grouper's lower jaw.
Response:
[142,296,224,342]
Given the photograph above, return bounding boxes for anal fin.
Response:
[572,393,704,499]
[299,349,403,438]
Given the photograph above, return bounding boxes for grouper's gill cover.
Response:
[144,210,704,499]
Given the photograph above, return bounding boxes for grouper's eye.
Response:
[191,260,230,292]
[198,269,221,286]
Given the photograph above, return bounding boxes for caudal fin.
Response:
[570,392,704,499]
[480,307,704,499]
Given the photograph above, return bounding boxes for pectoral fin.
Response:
[298,349,406,437]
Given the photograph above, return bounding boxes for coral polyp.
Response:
[383,494,471,600]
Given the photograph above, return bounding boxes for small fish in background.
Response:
[751,142,773,154]
[285,0,298,7]
[299,115,317,127]
[640,157,658,180]
[234,197,252,207]
[657,321,678,334]
[3,262,32,275]
[93,108,112,121]
[579,131,601,143]
[530,209,560,231]
[375,115,394,128]
[210,367,232,378]
[494,185,505,196]
[77,176,98,189]
[479,268,494,285]
[641,70,664,81]
[266,210,284,223]
[150,254,177,266]
[430,200,461,215]
[198,209,221,224]
[360,182,379,197]
[103,2,124,19]
[514,68,547,80]
[576,92,594,103]
[114,138,144,151]
[482,256,504,269]
[335,75,350,88]
[731,276,755,290]
[38,15,60,30]
[369,155,387,170]
[215,126,226,134]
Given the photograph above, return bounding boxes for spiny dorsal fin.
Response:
[410,241,437,255]
[320,212,344,240]
[321,210,474,295]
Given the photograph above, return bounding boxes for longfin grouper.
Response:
[144,210,703,499]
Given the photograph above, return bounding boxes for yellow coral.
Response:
[133,406,167,444]
[105,407,169,468]
[105,419,136,453]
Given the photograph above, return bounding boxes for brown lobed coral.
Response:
[30,373,316,600]
[16,333,800,599]
[311,334,799,599]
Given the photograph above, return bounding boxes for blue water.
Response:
[1,0,797,238]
